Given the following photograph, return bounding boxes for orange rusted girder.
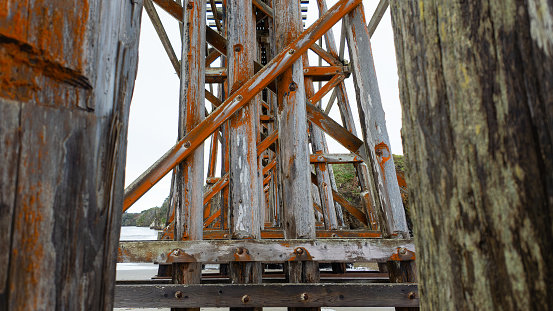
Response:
[123,0,364,210]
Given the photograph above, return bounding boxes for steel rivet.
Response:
[242,295,250,303]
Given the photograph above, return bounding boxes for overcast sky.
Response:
[124,0,402,213]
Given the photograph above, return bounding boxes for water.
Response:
[117,226,161,279]
[120,225,160,241]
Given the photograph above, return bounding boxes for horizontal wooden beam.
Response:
[117,238,414,263]
[123,0,363,210]
[205,66,348,83]
[115,283,419,308]
[310,153,364,164]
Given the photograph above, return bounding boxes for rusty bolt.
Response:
[399,248,407,255]
[223,234,229,238]
[331,233,338,238]
[236,247,244,255]
[303,68,309,73]
[175,291,183,299]
[183,141,191,148]
[288,49,295,54]
[186,2,193,9]
[295,248,304,255]
[317,156,324,161]
[289,82,297,92]
[234,45,242,52]
[408,292,416,299]
[173,249,181,256]
[375,149,383,156]
[239,199,242,203]
[235,95,243,102]
[300,293,309,301]
[242,295,250,303]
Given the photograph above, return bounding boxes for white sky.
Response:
[124,0,402,213]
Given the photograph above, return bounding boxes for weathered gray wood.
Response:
[316,0,379,231]
[227,2,263,308]
[0,0,142,309]
[344,3,407,237]
[227,0,261,240]
[310,154,364,164]
[304,55,338,230]
[144,0,181,76]
[174,2,206,311]
[367,0,389,38]
[115,283,419,308]
[390,0,553,309]
[387,260,418,311]
[118,238,416,263]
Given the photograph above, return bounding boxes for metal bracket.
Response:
[166,249,197,263]
[389,247,416,261]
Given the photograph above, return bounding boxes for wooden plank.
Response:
[0,0,141,309]
[309,44,342,66]
[367,0,389,38]
[173,3,206,310]
[117,239,415,263]
[308,74,345,106]
[205,66,347,83]
[315,0,379,232]
[115,283,419,308]
[144,0,181,77]
[306,102,367,159]
[123,0,364,210]
[252,0,274,18]
[304,55,338,231]
[203,173,229,205]
[257,130,278,156]
[345,4,407,237]
[310,154,364,164]
[227,0,264,300]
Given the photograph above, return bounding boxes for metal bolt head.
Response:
[295,247,304,255]
[235,95,243,102]
[175,291,183,298]
[236,247,244,255]
[186,2,193,9]
[183,141,191,148]
[408,291,417,299]
[303,68,309,73]
[300,293,309,301]
[288,49,295,54]
[242,295,250,303]
[234,45,242,52]
[399,247,407,255]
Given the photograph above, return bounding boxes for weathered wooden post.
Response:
[390,0,553,309]
[0,0,142,309]
[172,1,205,311]
[227,0,263,309]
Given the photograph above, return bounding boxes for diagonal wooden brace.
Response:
[123,0,364,210]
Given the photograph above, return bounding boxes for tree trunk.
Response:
[0,0,142,310]
[390,0,553,310]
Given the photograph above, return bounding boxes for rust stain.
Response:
[0,0,90,105]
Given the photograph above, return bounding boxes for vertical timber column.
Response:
[303,55,338,230]
[173,1,205,311]
[0,0,142,310]
[227,1,262,309]
[344,3,408,237]
[274,1,319,311]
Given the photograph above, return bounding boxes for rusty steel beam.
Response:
[123,0,363,210]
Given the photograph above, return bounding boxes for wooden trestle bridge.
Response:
[117,0,417,309]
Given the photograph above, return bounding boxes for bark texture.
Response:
[0,0,142,310]
[390,0,553,309]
